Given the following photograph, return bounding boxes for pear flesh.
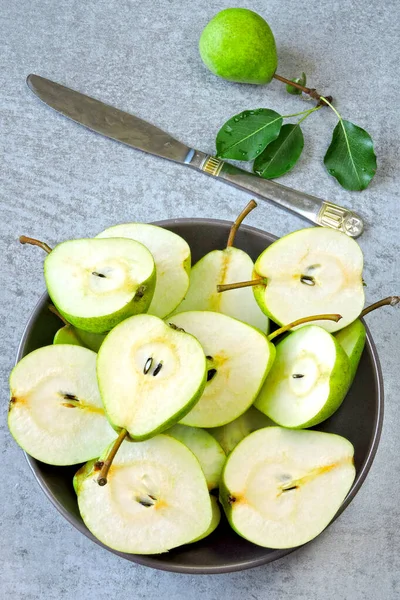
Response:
[166,424,226,490]
[97,314,207,439]
[96,223,190,318]
[169,311,274,427]
[220,427,356,549]
[45,237,156,333]
[8,345,117,465]
[253,228,365,333]
[76,435,213,554]
[172,247,268,332]
[255,326,351,428]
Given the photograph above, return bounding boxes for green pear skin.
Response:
[199,8,278,85]
[335,319,366,383]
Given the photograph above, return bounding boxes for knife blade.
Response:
[26,74,364,237]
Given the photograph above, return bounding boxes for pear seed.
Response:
[143,357,153,375]
[153,362,163,376]
[300,275,315,286]
[207,368,217,382]
[135,285,146,299]
[292,374,305,379]
[92,271,106,278]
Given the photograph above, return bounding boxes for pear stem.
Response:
[226,200,257,248]
[19,235,52,254]
[360,296,400,318]
[48,304,69,326]
[97,428,127,486]
[217,278,264,293]
[268,314,342,342]
[273,73,332,106]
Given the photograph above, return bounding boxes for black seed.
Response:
[300,275,315,286]
[92,271,106,278]
[292,373,305,379]
[63,393,78,401]
[282,485,298,492]
[143,357,153,374]
[153,362,163,376]
[228,495,237,504]
[206,355,213,361]
[135,285,146,299]
[148,495,157,501]
[207,368,217,382]
[138,500,154,507]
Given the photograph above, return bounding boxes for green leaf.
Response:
[324,119,377,191]
[286,72,306,95]
[216,109,283,161]
[253,124,304,179]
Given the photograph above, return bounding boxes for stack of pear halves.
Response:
[9,203,398,553]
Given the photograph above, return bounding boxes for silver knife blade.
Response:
[27,74,193,164]
[26,74,364,237]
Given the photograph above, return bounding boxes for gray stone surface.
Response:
[1,0,399,597]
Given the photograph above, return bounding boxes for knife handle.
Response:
[188,152,364,238]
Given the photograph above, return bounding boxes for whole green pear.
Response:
[199,8,278,85]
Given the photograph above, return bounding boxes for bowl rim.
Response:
[17,218,384,574]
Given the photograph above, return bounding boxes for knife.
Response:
[26,74,364,237]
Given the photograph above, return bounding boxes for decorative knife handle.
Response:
[188,152,364,238]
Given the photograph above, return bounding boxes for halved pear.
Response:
[220,427,356,549]
[172,247,269,331]
[45,237,156,333]
[169,311,274,428]
[255,325,351,428]
[335,319,366,384]
[97,314,207,440]
[8,345,117,465]
[166,424,226,490]
[171,201,268,332]
[189,496,221,543]
[54,325,106,352]
[252,227,364,333]
[96,223,190,318]
[209,406,274,455]
[76,435,213,554]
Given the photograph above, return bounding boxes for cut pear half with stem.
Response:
[76,435,213,554]
[218,227,365,333]
[169,311,274,428]
[166,424,226,490]
[220,427,356,549]
[96,223,191,318]
[43,237,156,333]
[255,325,351,428]
[8,345,117,465]
[171,201,269,332]
[97,314,207,441]
[209,406,274,455]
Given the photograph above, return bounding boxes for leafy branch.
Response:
[215,82,377,191]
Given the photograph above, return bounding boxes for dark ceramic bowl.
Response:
[17,219,384,574]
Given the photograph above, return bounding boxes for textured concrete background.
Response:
[1,0,399,597]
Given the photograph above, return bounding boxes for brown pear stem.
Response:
[48,304,69,326]
[268,314,342,342]
[226,200,257,248]
[97,428,127,486]
[360,296,400,318]
[19,235,52,254]
[273,73,332,106]
[217,278,264,293]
